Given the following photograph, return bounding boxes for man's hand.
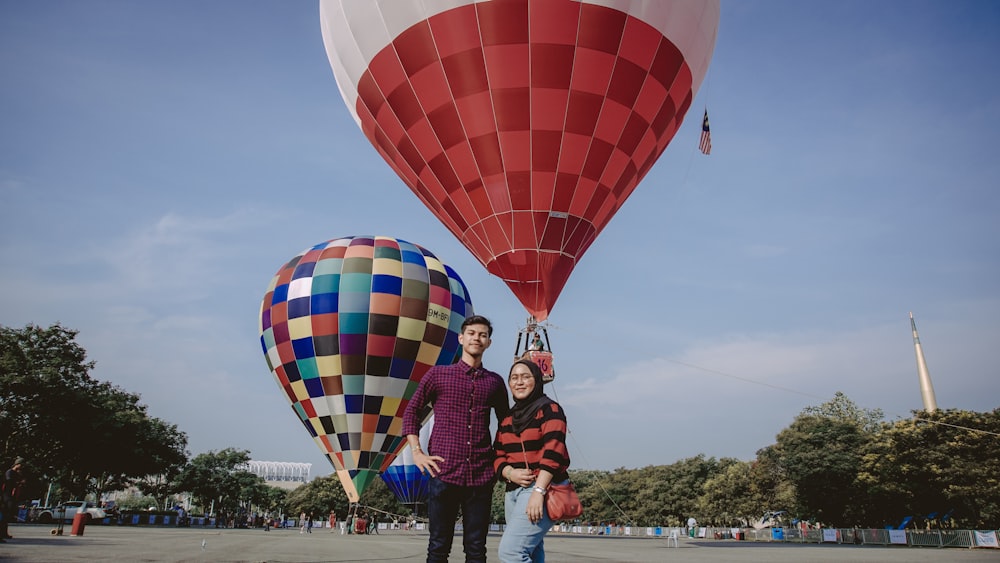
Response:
[413,450,444,477]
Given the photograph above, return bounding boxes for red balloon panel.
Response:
[339,0,707,320]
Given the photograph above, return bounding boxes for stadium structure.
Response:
[245,461,312,490]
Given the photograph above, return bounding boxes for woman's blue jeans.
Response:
[498,485,553,563]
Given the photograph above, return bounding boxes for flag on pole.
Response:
[699,109,712,155]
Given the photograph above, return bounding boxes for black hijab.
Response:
[508,359,553,435]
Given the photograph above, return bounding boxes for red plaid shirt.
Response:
[403,360,509,487]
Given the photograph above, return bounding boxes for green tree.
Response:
[746,447,797,522]
[699,460,761,526]
[569,468,612,524]
[138,473,178,511]
[567,458,731,527]
[580,467,636,525]
[229,470,269,512]
[281,474,413,524]
[771,414,870,526]
[114,494,160,511]
[633,456,732,526]
[802,391,884,433]
[860,408,1000,528]
[0,323,188,500]
[86,383,188,500]
[256,485,288,516]
[284,474,349,518]
[173,448,264,515]
[757,393,887,527]
[491,481,506,524]
[360,477,405,519]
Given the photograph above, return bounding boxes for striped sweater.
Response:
[493,401,570,490]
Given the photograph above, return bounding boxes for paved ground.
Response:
[1,524,998,562]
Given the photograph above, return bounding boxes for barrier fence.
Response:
[537,524,999,549]
[22,513,1000,550]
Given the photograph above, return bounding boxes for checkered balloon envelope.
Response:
[259,236,472,502]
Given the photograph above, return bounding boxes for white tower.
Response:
[909,312,938,412]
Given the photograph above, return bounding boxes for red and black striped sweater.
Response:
[493,401,570,491]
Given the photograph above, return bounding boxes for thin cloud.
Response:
[558,315,999,425]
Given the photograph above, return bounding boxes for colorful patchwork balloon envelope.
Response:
[258,236,472,502]
[320,0,719,321]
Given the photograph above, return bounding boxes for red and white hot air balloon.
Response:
[320,0,719,322]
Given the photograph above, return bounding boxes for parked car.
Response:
[35,501,107,523]
[27,506,52,522]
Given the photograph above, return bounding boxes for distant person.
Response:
[329,510,336,532]
[529,333,544,351]
[175,505,186,526]
[403,315,510,563]
[300,511,307,534]
[1,457,26,542]
[493,360,570,563]
[688,516,697,537]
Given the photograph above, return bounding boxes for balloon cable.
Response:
[544,379,637,527]
[535,319,999,527]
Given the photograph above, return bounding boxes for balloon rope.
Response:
[544,379,636,527]
[357,504,428,525]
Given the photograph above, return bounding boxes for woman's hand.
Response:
[507,467,535,488]
[526,490,545,523]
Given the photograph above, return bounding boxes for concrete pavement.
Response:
[2,523,998,562]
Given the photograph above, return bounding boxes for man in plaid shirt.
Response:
[403,315,510,563]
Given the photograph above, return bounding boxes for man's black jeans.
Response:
[426,478,494,562]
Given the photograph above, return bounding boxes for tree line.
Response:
[567,394,1000,529]
[0,324,284,517]
[2,323,997,528]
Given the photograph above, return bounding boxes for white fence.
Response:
[537,524,1000,549]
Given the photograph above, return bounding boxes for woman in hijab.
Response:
[493,359,570,562]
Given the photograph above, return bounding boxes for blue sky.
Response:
[2,1,998,477]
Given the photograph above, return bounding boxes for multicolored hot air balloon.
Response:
[258,236,472,502]
[320,0,720,321]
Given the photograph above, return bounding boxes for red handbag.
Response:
[545,480,583,521]
[518,436,583,521]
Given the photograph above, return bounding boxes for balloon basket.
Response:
[514,318,555,383]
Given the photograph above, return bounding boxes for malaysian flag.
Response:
[699,109,712,155]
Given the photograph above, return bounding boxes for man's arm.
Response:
[401,372,444,476]
[405,434,422,454]
[492,379,511,422]
[401,372,433,438]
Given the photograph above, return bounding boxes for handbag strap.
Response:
[517,436,530,468]
[518,434,569,487]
